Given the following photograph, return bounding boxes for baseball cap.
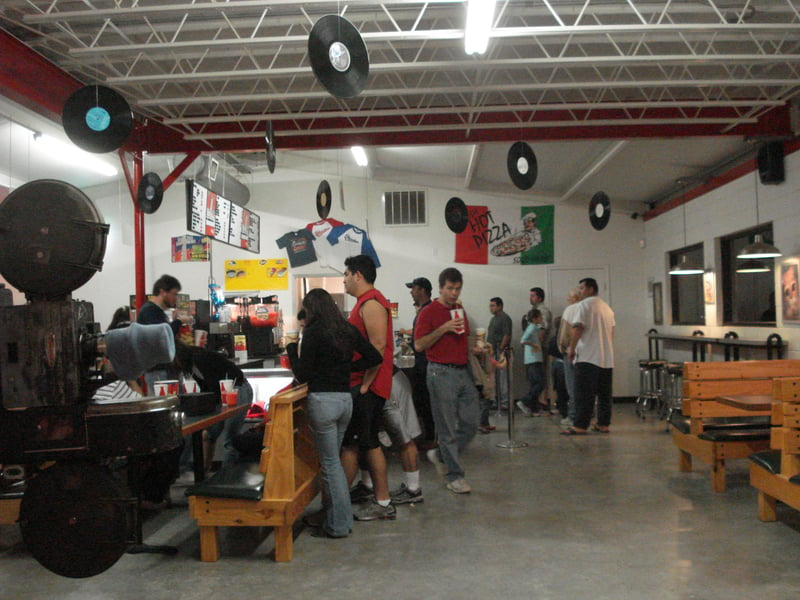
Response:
[405,277,432,294]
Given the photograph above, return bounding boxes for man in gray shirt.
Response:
[488,297,512,410]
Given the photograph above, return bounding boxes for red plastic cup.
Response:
[279,354,290,369]
[222,390,238,407]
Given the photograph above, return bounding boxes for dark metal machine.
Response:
[0,179,182,578]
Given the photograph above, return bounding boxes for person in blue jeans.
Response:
[286,288,382,538]
[517,308,545,417]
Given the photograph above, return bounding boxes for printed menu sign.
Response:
[186,179,260,253]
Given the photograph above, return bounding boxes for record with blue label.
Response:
[62,85,133,153]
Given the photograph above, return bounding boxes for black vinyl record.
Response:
[308,15,369,98]
[137,172,163,214]
[265,121,276,174]
[317,179,332,219]
[445,197,469,233]
[589,191,611,230]
[62,85,133,153]
[507,142,537,190]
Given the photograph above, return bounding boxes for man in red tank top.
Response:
[341,254,396,521]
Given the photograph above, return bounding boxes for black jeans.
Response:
[573,362,613,430]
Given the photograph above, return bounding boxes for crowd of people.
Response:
[95,259,615,538]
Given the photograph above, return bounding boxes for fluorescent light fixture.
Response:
[669,255,704,276]
[736,259,770,274]
[465,0,496,54]
[34,133,118,177]
[351,146,368,167]
[737,234,782,259]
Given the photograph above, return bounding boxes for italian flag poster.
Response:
[455,205,554,265]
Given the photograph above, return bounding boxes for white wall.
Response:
[643,148,800,362]
[67,172,647,396]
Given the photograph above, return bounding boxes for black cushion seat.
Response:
[698,428,771,442]
[669,413,769,435]
[748,450,781,474]
[185,461,264,501]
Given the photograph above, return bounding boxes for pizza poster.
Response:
[455,205,554,265]
[223,258,289,291]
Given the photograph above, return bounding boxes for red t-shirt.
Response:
[414,299,470,365]
[349,288,394,400]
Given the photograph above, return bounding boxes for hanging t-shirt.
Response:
[326,224,381,269]
[305,218,345,270]
[275,229,317,268]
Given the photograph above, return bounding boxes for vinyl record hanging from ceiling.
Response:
[265,121,276,174]
[136,172,163,214]
[308,15,369,98]
[445,196,469,233]
[317,179,332,219]
[62,85,133,153]
[506,142,538,190]
[589,191,611,231]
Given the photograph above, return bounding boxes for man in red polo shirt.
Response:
[341,254,396,520]
[414,267,479,494]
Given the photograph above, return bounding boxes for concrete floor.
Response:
[2,403,800,599]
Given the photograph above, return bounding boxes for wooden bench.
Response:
[749,377,800,521]
[0,483,24,525]
[670,360,800,492]
[187,384,319,562]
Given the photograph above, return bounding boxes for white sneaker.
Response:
[378,430,392,448]
[446,478,472,494]
[426,448,447,476]
[516,400,533,417]
[560,417,573,429]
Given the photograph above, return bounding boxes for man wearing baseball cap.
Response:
[405,277,435,445]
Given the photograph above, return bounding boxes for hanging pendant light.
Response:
[738,169,781,259]
[735,258,770,273]
[669,254,704,275]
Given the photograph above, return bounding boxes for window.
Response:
[721,224,776,325]
[383,190,426,225]
[668,243,705,325]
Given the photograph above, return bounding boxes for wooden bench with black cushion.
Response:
[670,360,800,492]
[749,377,800,522]
[186,384,319,562]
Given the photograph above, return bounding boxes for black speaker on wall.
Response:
[757,141,785,185]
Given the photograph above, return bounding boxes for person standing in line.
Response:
[522,286,553,411]
[516,309,545,417]
[405,277,435,446]
[487,297,512,412]
[414,267,480,494]
[340,254,397,521]
[136,274,183,394]
[564,278,615,435]
[557,288,581,431]
[287,288,382,538]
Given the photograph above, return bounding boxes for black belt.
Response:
[431,362,468,369]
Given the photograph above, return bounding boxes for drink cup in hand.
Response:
[449,308,465,334]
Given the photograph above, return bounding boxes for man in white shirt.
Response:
[565,278,615,435]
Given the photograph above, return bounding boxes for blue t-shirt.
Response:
[520,323,543,365]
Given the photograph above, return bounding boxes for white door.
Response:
[547,266,610,319]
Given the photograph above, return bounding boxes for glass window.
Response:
[721,224,776,325]
[668,243,705,325]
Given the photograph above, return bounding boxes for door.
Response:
[548,266,610,318]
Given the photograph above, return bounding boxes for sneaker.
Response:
[353,500,397,521]
[560,417,572,429]
[390,483,424,504]
[302,508,325,528]
[349,481,374,504]
[378,430,392,447]
[516,400,533,417]
[426,448,447,476]
[446,478,472,494]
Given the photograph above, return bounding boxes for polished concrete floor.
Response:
[3,403,800,599]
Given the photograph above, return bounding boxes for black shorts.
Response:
[342,388,386,451]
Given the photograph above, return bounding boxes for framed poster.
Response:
[781,261,800,323]
[653,282,663,325]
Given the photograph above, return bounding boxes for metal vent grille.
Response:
[383,191,426,226]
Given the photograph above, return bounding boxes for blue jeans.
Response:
[307,391,353,536]
[221,382,253,465]
[521,362,545,411]
[426,363,479,482]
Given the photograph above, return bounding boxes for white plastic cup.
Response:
[194,329,208,348]
[154,380,179,396]
[285,330,299,344]
[219,379,235,393]
[449,308,465,334]
[183,379,199,393]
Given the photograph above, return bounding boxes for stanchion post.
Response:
[497,347,528,449]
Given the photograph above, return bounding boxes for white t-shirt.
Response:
[573,296,615,368]
[306,218,344,269]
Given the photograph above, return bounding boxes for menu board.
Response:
[186,179,260,253]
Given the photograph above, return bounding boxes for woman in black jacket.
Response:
[287,288,382,538]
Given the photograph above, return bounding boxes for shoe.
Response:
[426,448,447,476]
[446,478,472,494]
[349,481,374,504]
[591,424,610,433]
[478,425,491,434]
[378,430,392,447]
[302,508,325,528]
[390,483,424,504]
[139,498,168,511]
[173,470,196,487]
[560,427,588,436]
[353,500,397,521]
[309,526,350,539]
[560,417,572,429]
[516,400,533,417]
